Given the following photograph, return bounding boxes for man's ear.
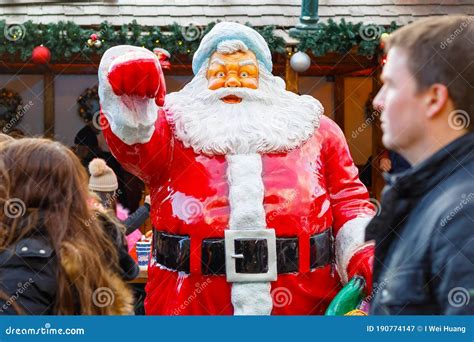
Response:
[424,83,450,119]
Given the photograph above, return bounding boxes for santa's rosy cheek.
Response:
[241,78,258,89]
[208,78,225,90]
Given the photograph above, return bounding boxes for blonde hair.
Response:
[0,133,14,144]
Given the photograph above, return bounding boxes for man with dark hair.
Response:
[367,15,474,314]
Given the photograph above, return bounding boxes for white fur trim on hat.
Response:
[192,22,272,74]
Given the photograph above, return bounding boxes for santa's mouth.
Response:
[221,95,242,104]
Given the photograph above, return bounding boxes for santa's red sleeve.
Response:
[320,116,375,283]
[100,110,171,184]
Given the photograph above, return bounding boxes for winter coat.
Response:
[366,133,474,315]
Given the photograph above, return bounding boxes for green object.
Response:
[325,276,365,316]
[0,19,398,62]
[0,20,284,62]
[295,19,399,58]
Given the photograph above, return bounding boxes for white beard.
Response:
[164,62,323,156]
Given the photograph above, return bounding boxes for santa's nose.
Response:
[225,76,241,88]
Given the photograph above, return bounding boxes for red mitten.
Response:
[347,244,374,296]
[108,57,165,105]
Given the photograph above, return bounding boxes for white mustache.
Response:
[195,87,273,105]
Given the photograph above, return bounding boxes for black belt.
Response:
[152,228,334,275]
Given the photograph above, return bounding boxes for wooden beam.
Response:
[340,67,377,77]
[334,75,345,132]
[0,51,377,77]
[43,71,55,138]
[370,67,385,200]
[285,50,298,93]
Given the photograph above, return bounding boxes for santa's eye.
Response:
[240,72,249,78]
[216,71,225,78]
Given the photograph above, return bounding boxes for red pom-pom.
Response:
[31,45,51,65]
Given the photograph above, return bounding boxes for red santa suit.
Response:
[98,23,374,315]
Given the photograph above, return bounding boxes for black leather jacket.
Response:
[366,133,474,315]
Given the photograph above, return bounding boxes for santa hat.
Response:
[192,22,272,75]
[88,158,118,192]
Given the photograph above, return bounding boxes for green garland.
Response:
[0,20,285,62]
[0,19,397,62]
[294,19,398,58]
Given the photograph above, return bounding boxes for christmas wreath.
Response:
[77,85,100,123]
[0,88,24,133]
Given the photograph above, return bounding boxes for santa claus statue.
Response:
[98,22,375,315]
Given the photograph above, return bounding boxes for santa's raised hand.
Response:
[98,46,166,145]
[108,57,162,100]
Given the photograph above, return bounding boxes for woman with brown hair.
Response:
[0,138,135,315]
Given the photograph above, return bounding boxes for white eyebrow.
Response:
[239,59,257,66]
[210,58,225,65]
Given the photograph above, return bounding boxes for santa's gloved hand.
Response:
[107,52,166,106]
[346,244,374,296]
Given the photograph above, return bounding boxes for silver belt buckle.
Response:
[224,228,277,283]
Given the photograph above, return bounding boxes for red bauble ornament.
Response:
[31,45,51,65]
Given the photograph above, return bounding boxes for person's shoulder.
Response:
[74,125,98,145]
[2,236,56,274]
[76,124,92,136]
[318,115,337,129]
[0,235,57,314]
[433,156,474,205]
[422,177,474,236]
[96,210,125,245]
